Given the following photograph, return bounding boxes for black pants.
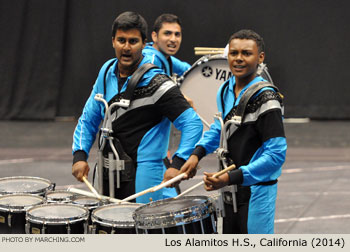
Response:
[102,169,136,202]
[222,185,251,234]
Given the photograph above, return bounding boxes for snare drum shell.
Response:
[133,196,216,234]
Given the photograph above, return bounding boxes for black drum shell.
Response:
[0,194,44,234]
[26,203,89,234]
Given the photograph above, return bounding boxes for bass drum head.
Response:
[178,55,273,126]
[0,176,52,196]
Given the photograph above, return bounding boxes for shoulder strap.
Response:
[123,63,159,102]
[232,81,279,125]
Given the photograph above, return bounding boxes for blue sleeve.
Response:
[171,56,191,76]
[240,137,287,186]
[72,60,115,158]
[172,108,203,161]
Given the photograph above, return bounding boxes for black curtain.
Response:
[0,0,67,119]
[1,0,350,120]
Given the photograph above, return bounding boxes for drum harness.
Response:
[92,61,158,198]
[214,81,280,231]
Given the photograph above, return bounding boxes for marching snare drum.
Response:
[45,190,75,204]
[26,203,89,234]
[0,194,44,234]
[91,203,142,234]
[0,176,54,196]
[178,55,273,126]
[133,196,216,234]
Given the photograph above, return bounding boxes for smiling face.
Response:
[151,22,182,57]
[112,28,145,77]
[227,38,265,84]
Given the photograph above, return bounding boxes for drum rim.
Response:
[72,196,102,209]
[0,176,53,195]
[45,190,75,203]
[91,203,142,228]
[133,196,214,229]
[0,193,44,212]
[26,203,89,224]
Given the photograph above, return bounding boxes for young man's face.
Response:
[152,22,182,57]
[112,28,145,74]
[227,38,264,80]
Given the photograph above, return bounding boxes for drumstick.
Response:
[195,51,225,56]
[68,187,122,203]
[174,164,236,199]
[82,177,102,200]
[120,173,187,203]
[194,47,225,51]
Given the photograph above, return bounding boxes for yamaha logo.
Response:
[201,66,213,78]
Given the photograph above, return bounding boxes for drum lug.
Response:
[25,223,29,234]
[8,213,12,228]
[84,222,88,234]
[91,225,96,234]
[67,223,71,234]
[42,224,46,234]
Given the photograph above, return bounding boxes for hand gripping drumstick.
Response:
[119,173,187,203]
[174,164,236,199]
[82,176,102,200]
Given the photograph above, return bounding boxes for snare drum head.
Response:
[133,196,213,229]
[0,194,44,212]
[179,55,273,126]
[0,176,52,195]
[92,203,142,228]
[27,204,88,224]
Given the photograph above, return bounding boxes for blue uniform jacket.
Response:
[195,75,287,233]
[143,43,191,76]
[72,54,203,203]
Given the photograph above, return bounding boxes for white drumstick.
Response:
[120,173,186,203]
[174,164,236,199]
[68,187,122,203]
[82,176,102,200]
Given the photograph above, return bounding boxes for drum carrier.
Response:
[93,62,158,199]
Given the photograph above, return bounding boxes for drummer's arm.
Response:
[155,85,203,183]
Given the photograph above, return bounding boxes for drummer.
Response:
[72,11,203,203]
[143,13,196,182]
[143,13,191,80]
[178,29,287,234]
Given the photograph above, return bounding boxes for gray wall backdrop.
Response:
[0,0,349,120]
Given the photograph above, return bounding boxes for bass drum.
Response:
[178,54,273,127]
